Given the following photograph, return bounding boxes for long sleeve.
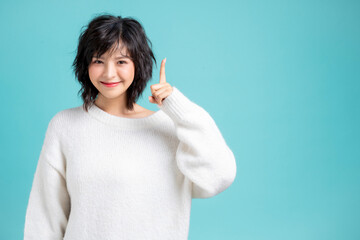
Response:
[24,113,71,239]
[159,86,237,198]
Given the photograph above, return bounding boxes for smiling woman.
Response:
[72,14,157,113]
[23,13,237,240]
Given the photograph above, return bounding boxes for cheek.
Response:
[116,67,134,80]
[125,68,135,77]
[125,64,135,78]
[88,66,100,79]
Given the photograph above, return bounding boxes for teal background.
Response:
[0,0,359,239]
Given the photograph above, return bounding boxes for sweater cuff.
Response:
[158,86,199,122]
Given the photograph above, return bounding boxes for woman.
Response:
[24,14,237,240]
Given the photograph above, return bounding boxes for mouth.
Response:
[100,81,121,87]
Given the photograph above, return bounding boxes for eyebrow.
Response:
[115,56,131,59]
[93,56,131,59]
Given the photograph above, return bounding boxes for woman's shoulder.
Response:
[51,105,83,120]
[47,105,85,130]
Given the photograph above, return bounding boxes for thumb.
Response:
[149,96,157,103]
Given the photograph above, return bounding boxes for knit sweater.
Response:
[23,86,237,240]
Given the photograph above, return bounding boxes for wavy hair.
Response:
[72,13,157,112]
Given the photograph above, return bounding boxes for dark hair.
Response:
[72,13,157,112]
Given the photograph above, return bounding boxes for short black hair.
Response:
[72,13,157,112]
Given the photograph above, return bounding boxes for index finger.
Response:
[160,58,166,83]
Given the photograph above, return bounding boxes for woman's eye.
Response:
[92,60,126,64]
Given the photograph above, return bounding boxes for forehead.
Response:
[95,42,130,57]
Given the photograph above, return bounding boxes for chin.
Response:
[100,92,125,99]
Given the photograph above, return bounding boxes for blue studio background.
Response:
[0,0,359,239]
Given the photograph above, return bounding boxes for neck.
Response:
[94,92,136,117]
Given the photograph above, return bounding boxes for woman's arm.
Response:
[159,87,237,198]
[24,114,71,239]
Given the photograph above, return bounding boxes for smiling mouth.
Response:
[100,81,121,87]
[101,81,121,84]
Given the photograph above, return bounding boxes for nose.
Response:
[103,62,116,79]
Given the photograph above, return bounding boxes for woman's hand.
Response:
[149,58,173,106]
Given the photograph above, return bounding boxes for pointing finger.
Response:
[160,58,166,83]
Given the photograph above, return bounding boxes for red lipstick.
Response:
[100,81,121,87]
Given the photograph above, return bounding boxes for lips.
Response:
[101,81,120,84]
[100,81,121,87]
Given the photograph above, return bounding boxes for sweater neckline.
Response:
[86,103,165,130]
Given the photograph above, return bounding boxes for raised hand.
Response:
[149,58,173,106]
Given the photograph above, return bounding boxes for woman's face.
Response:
[88,45,135,102]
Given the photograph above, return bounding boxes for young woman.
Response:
[24,14,237,240]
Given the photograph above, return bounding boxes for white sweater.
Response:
[24,86,237,240]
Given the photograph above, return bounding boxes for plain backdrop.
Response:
[0,0,359,239]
